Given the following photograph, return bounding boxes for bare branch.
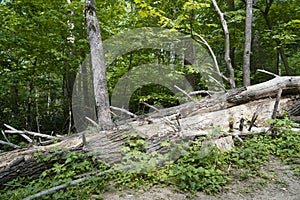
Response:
[142,102,160,112]
[208,75,227,92]
[257,69,279,77]
[4,124,33,143]
[85,117,99,127]
[1,130,10,143]
[174,85,194,102]
[271,88,282,119]
[189,90,214,96]
[192,32,230,82]
[0,140,20,149]
[212,0,236,88]
[5,130,60,141]
[22,177,88,200]
[110,106,138,118]
[142,102,181,131]
[248,104,263,131]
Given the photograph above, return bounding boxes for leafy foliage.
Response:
[1,0,299,140]
[1,151,111,199]
[2,117,299,199]
[1,117,300,199]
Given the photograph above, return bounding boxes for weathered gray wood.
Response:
[5,130,60,141]
[4,124,33,143]
[226,76,300,104]
[242,0,253,86]
[85,0,113,130]
[1,76,300,188]
[0,140,20,149]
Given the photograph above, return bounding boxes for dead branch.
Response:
[1,76,300,190]
[142,102,160,113]
[0,140,20,149]
[189,90,214,96]
[208,75,227,92]
[248,104,263,131]
[38,140,54,146]
[174,85,194,102]
[257,69,279,77]
[272,88,283,119]
[5,130,60,141]
[212,0,235,88]
[110,106,138,118]
[22,177,88,200]
[1,130,10,143]
[4,124,33,143]
[142,102,181,132]
[23,158,166,200]
[85,117,99,127]
[192,32,230,84]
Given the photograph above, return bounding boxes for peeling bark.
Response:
[84,0,113,130]
[1,76,300,187]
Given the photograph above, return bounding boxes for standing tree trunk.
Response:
[243,0,253,86]
[84,0,113,130]
[227,0,236,70]
[212,0,236,89]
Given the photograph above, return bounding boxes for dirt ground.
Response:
[103,158,299,200]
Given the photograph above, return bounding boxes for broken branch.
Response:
[110,106,138,118]
[4,124,33,143]
[174,85,194,102]
[0,140,20,149]
[257,69,279,77]
[5,130,60,141]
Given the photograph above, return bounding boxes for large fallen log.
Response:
[0,76,299,187]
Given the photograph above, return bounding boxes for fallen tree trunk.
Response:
[0,76,299,187]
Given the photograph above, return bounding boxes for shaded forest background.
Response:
[0,0,299,144]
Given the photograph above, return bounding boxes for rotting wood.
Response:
[1,76,300,188]
[249,104,263,131]
[110,106,138,118]
[272,88,283,119]
[174,85,195,102]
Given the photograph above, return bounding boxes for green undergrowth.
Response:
[1,117,299,199]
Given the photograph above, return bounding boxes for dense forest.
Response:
[0,0,300,199]
[1,0,299,137]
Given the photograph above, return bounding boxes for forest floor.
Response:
[103,157,299,200]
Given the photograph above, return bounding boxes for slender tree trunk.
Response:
[212,0,236,89]
[62,67,76,134]
[276,49,281,75]
[84,0,113,130]
[35,89,40,133]
[227,0,236,69]
[26,80,33,130]
[243,0,253,86]
[278,46,291,75]
[11,84,18,118]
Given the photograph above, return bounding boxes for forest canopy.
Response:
[0,0,299,142]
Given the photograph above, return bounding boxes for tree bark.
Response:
[1,76,300,187]
[243,0,253,86]
[212,0,236,89]
[84,0,113,130]
[227,0,236,70]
